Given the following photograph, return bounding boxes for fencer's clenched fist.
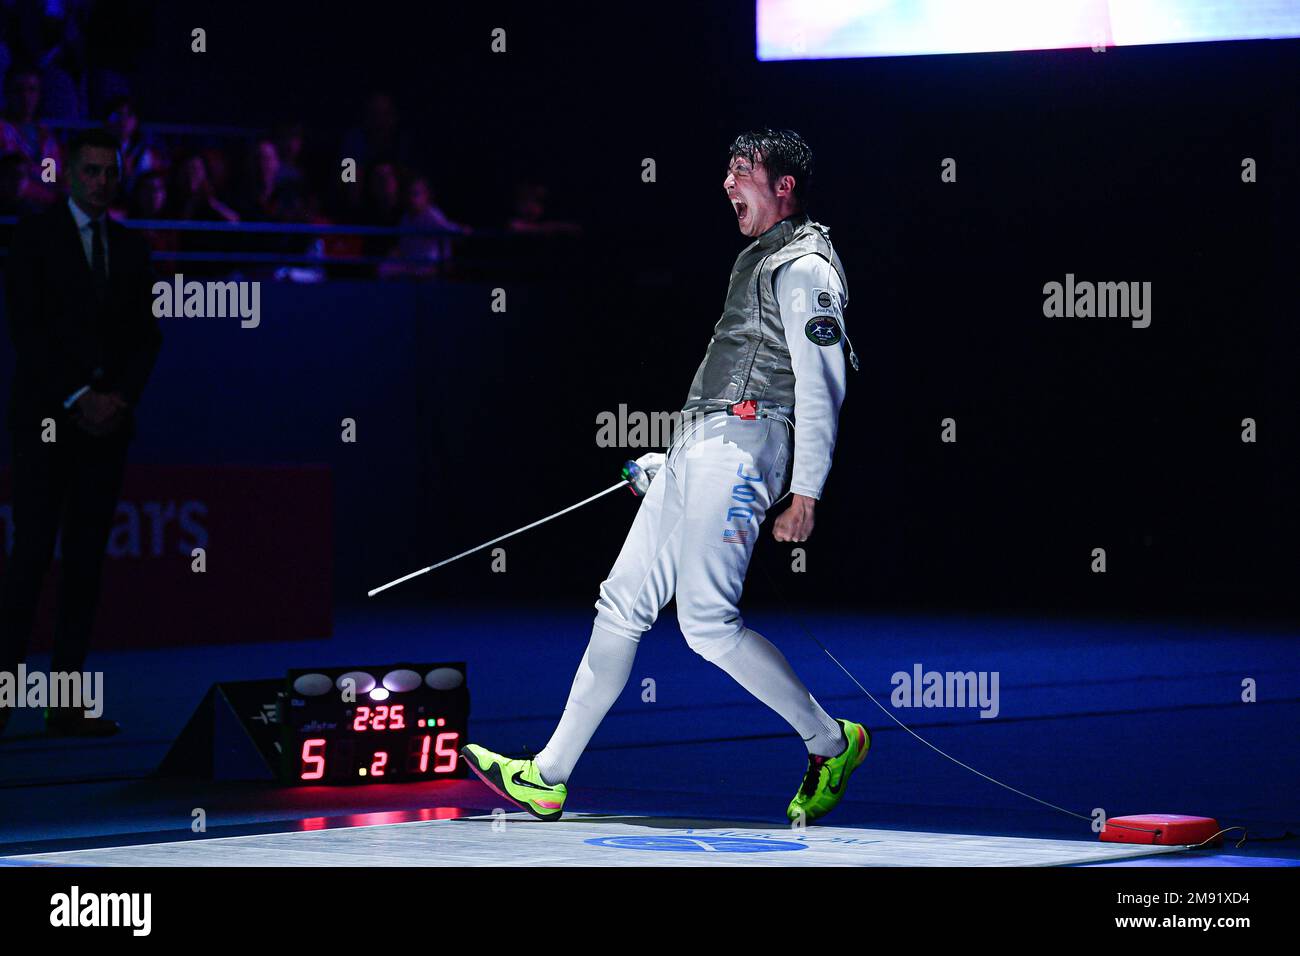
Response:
[772,494,816,542]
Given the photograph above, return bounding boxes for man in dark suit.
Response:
[0,129,162,737]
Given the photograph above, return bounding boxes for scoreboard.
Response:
[279,663,469,785]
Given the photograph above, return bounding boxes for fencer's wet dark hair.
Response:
[728,128,814,208]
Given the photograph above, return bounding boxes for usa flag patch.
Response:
[722,529,751,544]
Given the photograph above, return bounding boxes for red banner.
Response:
[0,465,332,648]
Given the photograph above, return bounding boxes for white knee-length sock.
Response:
[533,623,638,786]
[712,627,845,757]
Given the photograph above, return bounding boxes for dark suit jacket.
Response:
[4,202,163,439]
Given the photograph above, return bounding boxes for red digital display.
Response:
[295,732,462,782]
[295,729,462,782]
[301,739,327,780]
[283,663,468,785]
[352,704,407,732]
[405,732,460,774]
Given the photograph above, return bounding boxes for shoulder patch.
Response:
[810,286,842,319]
[805,316,842,347]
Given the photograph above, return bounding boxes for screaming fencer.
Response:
[463,129,871,823]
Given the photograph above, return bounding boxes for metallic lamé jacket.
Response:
[682,212,849,414]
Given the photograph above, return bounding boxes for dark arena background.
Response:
[0,0,1295,934]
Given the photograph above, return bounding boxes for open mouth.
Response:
[733,200,748,224]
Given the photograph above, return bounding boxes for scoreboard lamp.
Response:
[279,663,469,785]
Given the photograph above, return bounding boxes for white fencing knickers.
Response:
[596,410,792,657]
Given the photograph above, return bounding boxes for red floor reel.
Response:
[1099,814,1221,846]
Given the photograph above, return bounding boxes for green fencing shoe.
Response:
[786,719,871,824]
[461,743,568,821]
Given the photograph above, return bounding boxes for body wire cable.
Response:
[755,554,1243,846]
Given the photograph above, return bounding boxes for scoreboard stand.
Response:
[159,663,470,786]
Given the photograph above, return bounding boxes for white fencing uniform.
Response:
[533,216,851,786]
[593,252,847,658]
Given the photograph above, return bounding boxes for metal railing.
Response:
[0,215,580,270]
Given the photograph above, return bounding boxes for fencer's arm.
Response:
[775,254,848,501]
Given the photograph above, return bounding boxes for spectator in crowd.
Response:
[168,153,238,223]
[38,54,85,121]
[104,95,164,189]
[0,151,41,248]
[364,160,401,221]
[272,119,307,193]
[127,169,166,218]
[237,138,301,222]
[0,151,43,216]
[342,92,413,167]
[0,64,59,170]
[234,138,313,269]
[161,153,235,273]
[361,158,403,260]
[317,180,365,270]
[327,156,366,226]
[24,0,90,119]
[200,145,233,202]
[380,174,470,279]
[167,153,238,274]
[507,181,583,236]
[126,169,175,253]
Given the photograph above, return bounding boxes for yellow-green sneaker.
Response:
[460,744,568,821]
[786,719,871,823]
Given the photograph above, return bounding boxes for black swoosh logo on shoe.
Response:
[511,770,556,792]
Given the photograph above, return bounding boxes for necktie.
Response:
[90,220,107,293]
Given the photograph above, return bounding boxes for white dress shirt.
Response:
[68,196,110,275]
[62,197,111,410]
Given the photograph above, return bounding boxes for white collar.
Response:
[67,196,105,230]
